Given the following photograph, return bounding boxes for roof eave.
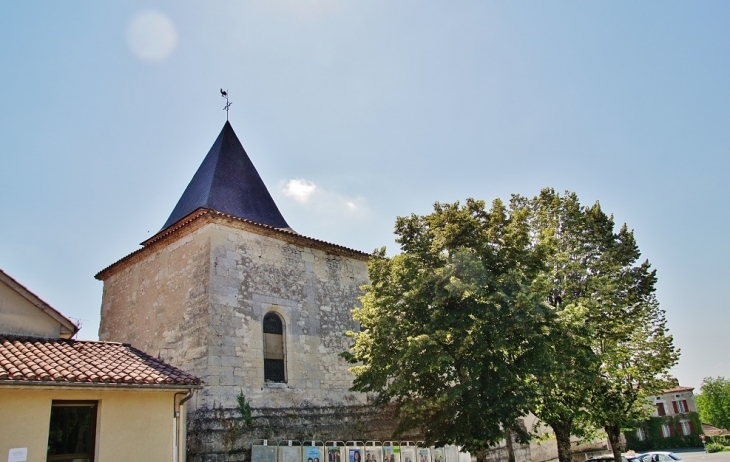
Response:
[96,208,370,281]
[0,380,202,390]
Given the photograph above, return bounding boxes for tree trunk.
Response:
[551,420,573,462]
[505,428,516,462]
[605,424,623,462]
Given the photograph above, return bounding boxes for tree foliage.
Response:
[344,190,678,458]
[344,198,554,452]
[697,377,730,431]
[526,190,678,462]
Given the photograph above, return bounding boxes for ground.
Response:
[668,448,730,462]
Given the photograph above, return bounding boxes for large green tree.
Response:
[344,191,677,461]
[344,198,555,452]
[524,189,678,462]
[696,377,730,431]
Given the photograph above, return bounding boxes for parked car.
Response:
[635,452,683,462]
[584,453,642,462]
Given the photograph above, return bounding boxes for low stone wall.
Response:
[188,404,419,462]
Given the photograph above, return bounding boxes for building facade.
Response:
[625,386,703,451]
[95,122,393,459]
[0,268,201,462]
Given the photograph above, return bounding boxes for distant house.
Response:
[625,385,702,451]
[0,268,202,462]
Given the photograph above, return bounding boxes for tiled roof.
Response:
[702,423,730,436]
[663,386,694,394]
[161,121,291,232]
[0,335,201,388]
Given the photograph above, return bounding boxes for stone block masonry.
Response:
[98,213,370,411]
[186,404,415,462]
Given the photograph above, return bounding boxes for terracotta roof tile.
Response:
[0,335,201,387]
[663,385,694,393]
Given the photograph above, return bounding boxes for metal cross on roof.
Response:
[220,88,232,120]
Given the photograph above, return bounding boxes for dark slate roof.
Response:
[0,335,202,387]
[161,121,290,232]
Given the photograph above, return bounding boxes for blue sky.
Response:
[0,1,728,390]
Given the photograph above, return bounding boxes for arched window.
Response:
[263,312,285,382]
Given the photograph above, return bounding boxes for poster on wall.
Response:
[305,446,323,462]
[418,448,431,462]
[328,447,343,462]
[431,448,443,462]
[349,448,363,462]
[365,447,381,462]
[382,445,401,462]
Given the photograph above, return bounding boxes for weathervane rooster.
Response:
[221,88,232,120]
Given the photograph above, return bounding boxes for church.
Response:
[95,121,398,459]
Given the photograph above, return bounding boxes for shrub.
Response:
[705,442,725,453]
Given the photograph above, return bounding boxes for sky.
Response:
[0,1,728,391]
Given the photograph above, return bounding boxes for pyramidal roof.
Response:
[160,121,291,232]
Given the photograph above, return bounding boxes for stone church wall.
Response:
[204,222,369,410]
[99,219,370,412]
[98,224,213,385]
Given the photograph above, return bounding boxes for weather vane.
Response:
[220,88,232,120]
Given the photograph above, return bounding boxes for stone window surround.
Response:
[263,309,287,385]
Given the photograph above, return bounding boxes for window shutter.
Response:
[669,424,674,436]
[672,401,679,414]
[683,400,689,412]
[657,403,666,416]
[689,421,695,434]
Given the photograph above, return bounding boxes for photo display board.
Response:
[280,446,300,462]
[327,446,344,462]
[253,445,278,462]
[382,445,400,462]
[304,446,323,462]
[400,446,416,462]
[431,448,443,462]
[444,446,458,462]
[364,446,382,462]
[418,448,431,462]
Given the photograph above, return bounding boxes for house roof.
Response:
[702,423,730,436]
[0,269,78,338]
[663,386,694,394]
[0,335,201,388]
[160,121,291,234]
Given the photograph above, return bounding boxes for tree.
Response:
[587,294,678,461]
[344,190,678,461]
[696,377,730,431]
[526,189,678,462]
[343,198,555,452]
[525,190,606,462]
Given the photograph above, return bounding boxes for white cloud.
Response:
[281,179,370,219]
[283,179,317,203]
